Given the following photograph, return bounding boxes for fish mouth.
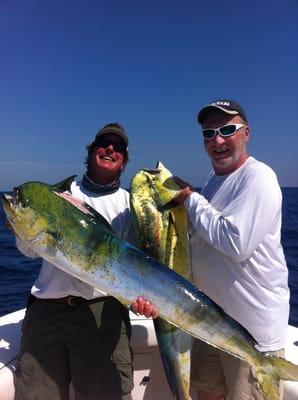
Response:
[142,161,165,175]
[1,193,18,228]
[1,193,16,210]
[142,168,160,175]
[2,187,25,214]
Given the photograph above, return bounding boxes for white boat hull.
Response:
[0,309,297,400]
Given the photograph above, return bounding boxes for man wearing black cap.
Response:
[13,123,145,400]
[173,100,290,399]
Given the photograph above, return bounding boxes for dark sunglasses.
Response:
[95,138,127,153]
[202,123,246,140]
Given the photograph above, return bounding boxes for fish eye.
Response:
[13,187,20,200]
[14,187,27,207]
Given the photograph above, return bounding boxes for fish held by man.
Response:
[130,161,192,400]
[2,176,298,400]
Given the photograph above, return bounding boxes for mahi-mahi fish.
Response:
[130,161,192,399]
[2,176,298,400]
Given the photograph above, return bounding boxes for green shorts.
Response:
[190,338,284,400]
[15,296,133,400]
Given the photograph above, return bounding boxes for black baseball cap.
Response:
[86,123,129,150]
[198,99,248,124]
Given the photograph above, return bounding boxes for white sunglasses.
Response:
[202,123,246,140]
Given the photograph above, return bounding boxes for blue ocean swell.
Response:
[282,188,298,326]
[0,207,41,315]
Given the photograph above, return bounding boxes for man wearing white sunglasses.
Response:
[172,99,290,400]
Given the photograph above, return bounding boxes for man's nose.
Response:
[106,143,114,151]
[214,132,226,144]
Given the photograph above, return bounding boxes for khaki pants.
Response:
[191,339,284,400]
[14,296,133,400]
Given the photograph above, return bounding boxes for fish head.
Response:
[2,183,53,245]
[130,162,182,260]
[1,176,78,246]
[131,161,180,209]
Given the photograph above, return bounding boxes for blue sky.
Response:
[1,0,297,191]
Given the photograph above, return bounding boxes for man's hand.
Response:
[173,176,194,204]
[131,297,159,319]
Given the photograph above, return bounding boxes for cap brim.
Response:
[198,105,239,124]
[86,130,128,150]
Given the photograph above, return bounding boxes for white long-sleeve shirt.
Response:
[184,156,290,351]
[16,180,133,300]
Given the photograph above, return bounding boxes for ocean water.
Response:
[0,189,298,327]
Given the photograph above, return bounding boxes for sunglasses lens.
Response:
[97,139,126,153]
[219,125,237,136]
[202,129,215,139]
[113,142,126,153]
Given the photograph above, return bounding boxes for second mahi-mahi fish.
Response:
[130,161,192,400]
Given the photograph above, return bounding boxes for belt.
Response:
[34,295,113,306]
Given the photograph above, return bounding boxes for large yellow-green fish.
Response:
[130,161,192,399]
[2,176,298,400]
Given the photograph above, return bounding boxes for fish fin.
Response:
[51,175,77,192]
[29,231,65,260]
[54,191,113,233]
[253,354,298,400]
[46,230,69,258]
[83,203,114,232]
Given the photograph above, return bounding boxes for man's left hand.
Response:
[131,297,159,319]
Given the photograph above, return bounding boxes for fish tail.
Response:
[154,318,192,400]
[253,354,298,400]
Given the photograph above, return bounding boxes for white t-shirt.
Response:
[17,180,133,300]
[184,156,290,351]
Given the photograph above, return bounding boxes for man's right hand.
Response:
[173,176,194,204]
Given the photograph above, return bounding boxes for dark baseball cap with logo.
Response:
[197,99,248,124]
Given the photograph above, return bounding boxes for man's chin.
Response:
[212,159,233,175]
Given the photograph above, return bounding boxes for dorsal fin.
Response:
[54,190,114,233]
[51,175,77,192]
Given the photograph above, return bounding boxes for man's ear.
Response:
[244,125,250,142]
